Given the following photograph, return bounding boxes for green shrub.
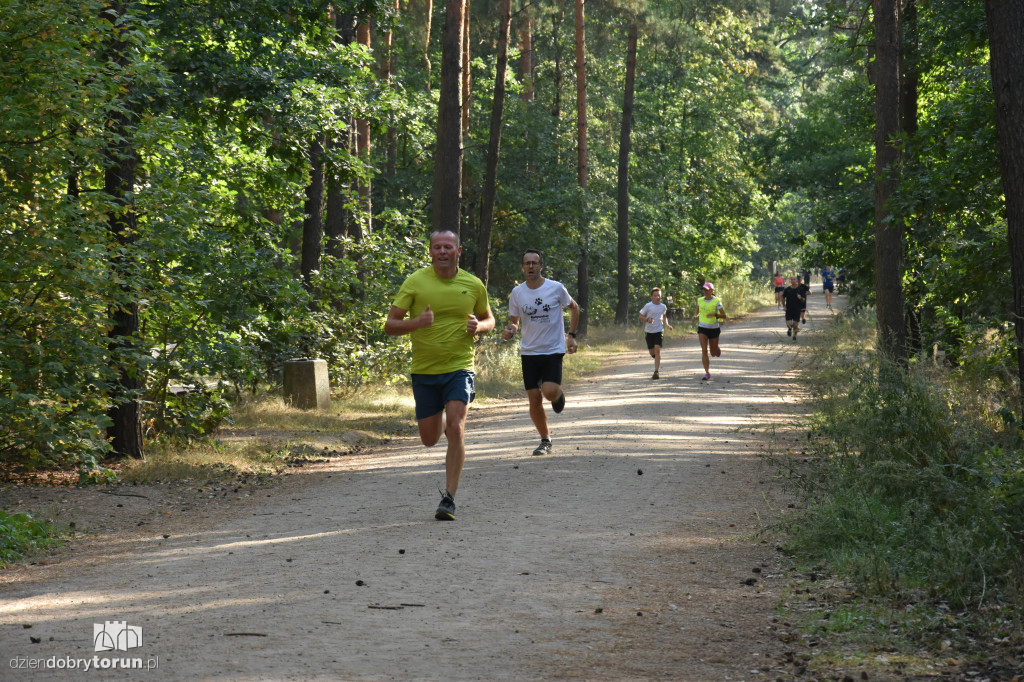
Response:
[785,310,1024,607]
[0,510,63,566]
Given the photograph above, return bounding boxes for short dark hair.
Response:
[522,248,543,265]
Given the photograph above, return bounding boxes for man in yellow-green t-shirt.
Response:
[385,230,495,521]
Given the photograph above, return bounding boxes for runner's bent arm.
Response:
[384,305,433,336]
[566,299,581,354]
[468,307,495,336]
[502,315,522,341]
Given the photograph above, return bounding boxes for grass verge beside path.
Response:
[771,309,1024,680]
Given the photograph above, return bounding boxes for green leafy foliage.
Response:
[787,312,1024,607]
[3,0,1019,484]
[0,510,63,566]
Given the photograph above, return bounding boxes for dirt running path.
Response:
[1,296,842,681]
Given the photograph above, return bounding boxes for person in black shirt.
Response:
[781,276,805,341]
[796,275,811,326]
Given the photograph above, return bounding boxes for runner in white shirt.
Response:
[638,287,673,380]
[501,249,580,456]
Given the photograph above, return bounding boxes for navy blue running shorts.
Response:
[411,370,475,420]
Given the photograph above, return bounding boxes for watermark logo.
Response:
[9,621,158,673]
[94,621,143,652]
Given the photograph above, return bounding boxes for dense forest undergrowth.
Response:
[774,310,1024,680]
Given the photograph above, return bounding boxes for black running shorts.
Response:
[521,354,565,391]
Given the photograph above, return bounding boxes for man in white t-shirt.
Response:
[638,287,673,380]
[501,249,580,456]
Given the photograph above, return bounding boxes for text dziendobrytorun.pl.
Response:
[10,655,159,672]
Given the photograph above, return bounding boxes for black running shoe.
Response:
[532,439,552,456]
[435,492,455,520]
[652,370,660,380]
[552,392,566,414]
[786,327,792,337]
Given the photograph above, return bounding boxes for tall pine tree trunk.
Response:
[552,8,564,123]
[357,21,373,237]
[432,0,465,234]
[460,0,473,266]
[519,10,534,102]
[423,0,434,89]
[384,0,399,177]
[326,12,356,262]
[985,0,1024,417]
[461,0,471,137]
[574,0,589,338]
[901,0,922,356]
[615,23,638,325]
[103,0,143,458]
[872,0,907,362]
[302,133,326,301]
[474,0,511,286]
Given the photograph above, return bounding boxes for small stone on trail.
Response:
[742,578,758,586]
[594,608,603,614]
[752,567,762,573]
[356,580,365,586]
[399,549,406,554]
[324,590,330,594]
[637,469,643,475]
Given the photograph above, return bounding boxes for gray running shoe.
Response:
[435,491,455,520]
[532,439,552,456]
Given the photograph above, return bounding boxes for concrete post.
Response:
[283,358,331,410]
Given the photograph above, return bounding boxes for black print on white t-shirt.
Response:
[522,297,553,322]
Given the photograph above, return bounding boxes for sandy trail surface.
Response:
[0,297,841,681]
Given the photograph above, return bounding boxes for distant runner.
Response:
[639,287,673,380]
[781,275,804,341]
[691,282,726,381]
[772,271,786,308]
[822,265,836,309]
[796,275,810,326]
